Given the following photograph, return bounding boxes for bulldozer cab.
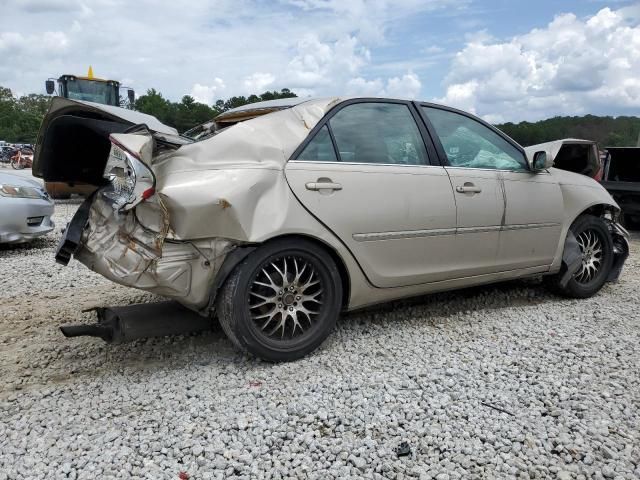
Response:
[58,75,119,105]
[45,67,134,107]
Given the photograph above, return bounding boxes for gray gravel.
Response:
[0,202,639,479]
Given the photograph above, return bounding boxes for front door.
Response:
[421,104,562,274]
[285,101,458,288]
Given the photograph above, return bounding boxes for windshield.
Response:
[63,79,119,106]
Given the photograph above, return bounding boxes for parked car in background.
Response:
[0,172,55,243]
[524,139,602,179]
[0,145,15,163]
[34,96,629,361]
[600,147,640,228]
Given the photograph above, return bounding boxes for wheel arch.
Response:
[258,233,352,309]
[551,198,623,272]
[206,233,352,315]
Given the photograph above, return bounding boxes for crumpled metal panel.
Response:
[148,99,341,242]
[64,98,342,309]
[76,195,235,308]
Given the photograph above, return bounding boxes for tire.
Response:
[545,215,614,298]
[216,238,342,362]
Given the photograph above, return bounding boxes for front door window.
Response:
[423,107,527,171]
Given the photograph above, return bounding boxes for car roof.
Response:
[222,97,309,114]
[214,96,341,125]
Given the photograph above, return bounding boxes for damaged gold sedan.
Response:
[34,97,629,361]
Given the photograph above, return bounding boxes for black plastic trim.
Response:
[54,191,97,265]
[206,245,257,314]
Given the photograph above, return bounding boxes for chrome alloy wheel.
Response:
[574,229,603,284]
[248,256,324,341]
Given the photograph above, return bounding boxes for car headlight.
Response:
[103,136,155,211]
[0,184,48,199]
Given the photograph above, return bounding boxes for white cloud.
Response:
[0,31,69,57]
[190,78,226,105]
[243,72,275,92]
[385,72,422,99]
[345,72,422,98]
[439,7,640,121]
[0,0,457,102]
[12,0,81,13]
[286,34,370,90]
[284,34,422,98]
[346,77,384,96]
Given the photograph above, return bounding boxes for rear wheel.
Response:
[545,215,613,298]
[216,238,342,362]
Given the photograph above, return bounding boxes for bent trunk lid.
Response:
[33,97,183,185]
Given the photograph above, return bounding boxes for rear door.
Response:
[285,100,458,288]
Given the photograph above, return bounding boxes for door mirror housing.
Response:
[528,150,553,171]
[45,80,55,95]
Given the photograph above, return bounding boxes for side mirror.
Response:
[127,89,135,104]
[529,150,553,171]
[45,80,55,95]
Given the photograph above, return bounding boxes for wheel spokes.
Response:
[574,228,604,285]
[248,255,324,341]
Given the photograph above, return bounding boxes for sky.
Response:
[1,0,640,122]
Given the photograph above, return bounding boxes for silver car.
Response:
[0,172,55,243]
[34,97,629,361]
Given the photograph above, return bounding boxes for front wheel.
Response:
[216,238,342,362]
[545,215,614,298]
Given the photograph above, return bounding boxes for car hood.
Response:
[0,172,43,188]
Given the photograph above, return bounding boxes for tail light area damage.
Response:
[37,97,330,312]
[55,131,238,311]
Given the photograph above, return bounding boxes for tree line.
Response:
[0,85,297,143]
[497,115,640,147]
[133,88,297,133]
[1,83,639,148]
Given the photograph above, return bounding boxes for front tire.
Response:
[545,215,614,298]
[216,238,342,362]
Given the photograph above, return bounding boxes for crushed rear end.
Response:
[33,97,327,313]
[34,98,237,312]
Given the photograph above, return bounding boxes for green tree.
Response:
[0,87,51,143]
[174,95,220,133]
[134,87,298,133]
[134,88,176,126]
[496,115,640,148]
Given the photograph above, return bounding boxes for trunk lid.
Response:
[33,97,184,185]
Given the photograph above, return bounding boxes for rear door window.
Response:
[297,125,338,162]
[328,102,429,165]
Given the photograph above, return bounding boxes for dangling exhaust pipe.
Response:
[60,301,213,343]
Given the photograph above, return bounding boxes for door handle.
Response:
[456,183,482,194]
[305,181,343,191]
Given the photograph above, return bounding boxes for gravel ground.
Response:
[0,202,639,480]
